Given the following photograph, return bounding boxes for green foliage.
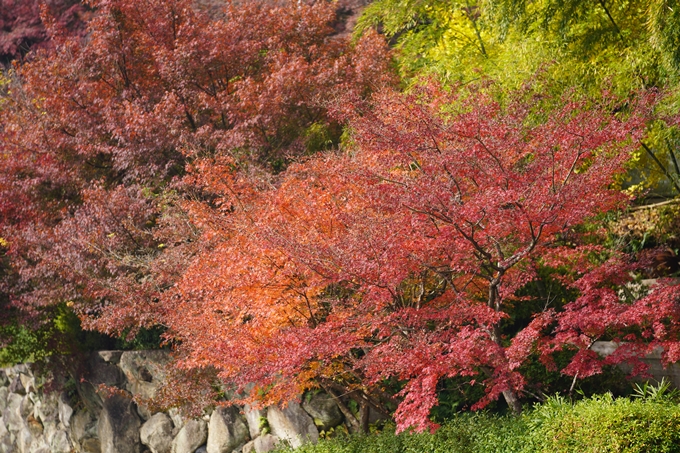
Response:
[275,413,528,453]
[276,392,680,453]
[356,0,680,196]
[519,350,634,402]
[527,392,680,452]
[0,323,49,367]
[431,377,492,421]
[114,326,167,351]
[358,0,680,92]
[304,122,341,154]
[0,302,166,367]
[259,415,271,435]
[631,377,680,402]
[357,0,491,82]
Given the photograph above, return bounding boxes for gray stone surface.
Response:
[244,405,266,439]
[50,429,72,453]
[20,395,34,421]
[26,414,42,437]
[141,412,175,453]
[267,402,318,448]
[242,434,280,453]
[98,393,142,453]
[0,387,7,412]
[0,419,9,451]
[98,351,124,365]
[207,406,249,453]
[15,424,32,453]
[0,371,7,387]
[168,408,185,435]
[77,352,127,415]
[9,375,26,395]
[4,393,27,432]
[18,374,35,395]
[301,393,343,431]
[33,392,58,425]
[42,421,57,446]
[0,417,7,438]
[71,407,99,451]
[171,419,207,453]
[119,351,170,419]
[593,340,680,388]
[58,392,73,428]
[81,437,102,453]
[3,358,324,453]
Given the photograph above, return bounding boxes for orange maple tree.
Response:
[0,0,392,338]
[163,83,676,432]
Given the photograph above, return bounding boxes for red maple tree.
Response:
[0,0,392,338]
[165,82,670,432]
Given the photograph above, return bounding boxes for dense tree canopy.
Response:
[2,0,680,435]
[0,0,391,338]
[163,82,678,431]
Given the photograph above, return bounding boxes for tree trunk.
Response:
[359,401,370,433]
[321,385,363,433]
[502,389,522,414]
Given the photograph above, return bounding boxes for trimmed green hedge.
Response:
[527,393,680,453]
[275,392,680,453]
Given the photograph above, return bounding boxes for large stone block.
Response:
[168,407,185,434]
[242,434,280,453]
[171,419,207,453]
[50,429,73,453]
[18,374,35,395]
[98,351,123,365]
[76,352,127,415]
[0,417,9,447]
[98,392,142,453]
[4,393,30,432]
[15,423,32,453]
[26,413,43,437]
[267,402,318,448]
[9,375,26,395]
[0,425,10,453]
[301,393,343,431]
[70,407,99,452]
[244,405,266,439]
[81,437,102,453]
[206,406,249,453]
[58,392,74,428]
[33,391,58,425]
[141,412,175,453]
[0,387,8,412]
[119,351,170,419]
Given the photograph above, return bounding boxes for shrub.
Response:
[275,413,528,453]
[527,393,680,453]
[277,391,680,453]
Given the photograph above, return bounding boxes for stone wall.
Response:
[591,341,680,388]
[3,344,680,453]
[0,351,344,453]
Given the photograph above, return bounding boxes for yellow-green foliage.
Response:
[357,0,680,197]
[358,0,676,92]
[275,393,680,453]
[528,393,680,452]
